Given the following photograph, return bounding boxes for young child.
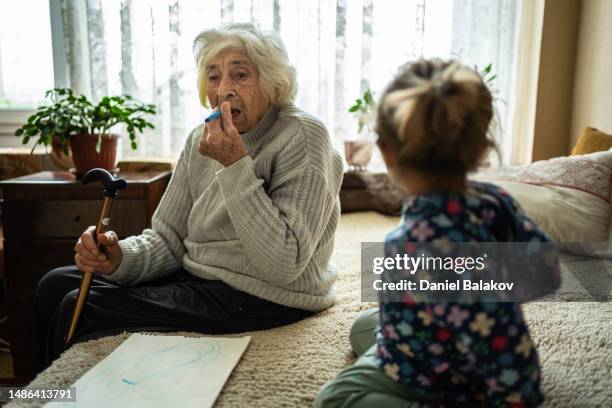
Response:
[316,59,554,407]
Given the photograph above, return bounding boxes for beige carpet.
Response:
[11,213,612,407]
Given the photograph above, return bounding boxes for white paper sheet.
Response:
[45,333,251,408]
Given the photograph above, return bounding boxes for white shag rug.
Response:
[10,212,612,407]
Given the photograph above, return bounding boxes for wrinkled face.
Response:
[205,49,271,133]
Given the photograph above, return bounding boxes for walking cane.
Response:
[65,168,127,346]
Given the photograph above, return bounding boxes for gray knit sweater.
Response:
[107,104,344,312]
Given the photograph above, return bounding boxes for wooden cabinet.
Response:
[0,170,171,376]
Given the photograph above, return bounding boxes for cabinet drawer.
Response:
[3,199,148,239]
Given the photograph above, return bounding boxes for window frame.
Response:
[0,0,67,147]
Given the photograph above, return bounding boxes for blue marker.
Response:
[204,109,221,123]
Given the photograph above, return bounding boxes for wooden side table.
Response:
[0,170,172,376]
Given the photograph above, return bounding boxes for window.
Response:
[3,0,524,164]
[0,1,54,108]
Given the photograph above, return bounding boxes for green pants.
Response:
[315,309,442,408]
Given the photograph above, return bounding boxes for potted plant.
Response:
[15,88,156,175]
[346,88,376,172]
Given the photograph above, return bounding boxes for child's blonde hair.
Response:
[376,58,495,175]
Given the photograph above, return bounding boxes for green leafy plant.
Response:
[478,63,497,87]
[15,88,156,154]
[452,49,499,97]
[474,62,499,97]
[348,88,376,137]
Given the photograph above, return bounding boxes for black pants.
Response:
[33,265,313,373]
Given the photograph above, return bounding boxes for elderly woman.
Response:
[33,23,343,371]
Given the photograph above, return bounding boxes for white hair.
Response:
[193,23,297,108]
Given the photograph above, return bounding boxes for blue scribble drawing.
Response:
[78,339,219,404]
[46,334,250,408]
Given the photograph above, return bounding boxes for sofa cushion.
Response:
[571,127,612,156]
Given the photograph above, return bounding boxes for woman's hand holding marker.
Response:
[204,109,221,123]
[198,101,248,167]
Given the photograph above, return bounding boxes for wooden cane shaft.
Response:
[95,196,114,237]
[64,271,93,345]
[65,196,114,346]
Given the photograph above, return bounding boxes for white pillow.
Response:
[490,181,609,242]
[472,150,612,250]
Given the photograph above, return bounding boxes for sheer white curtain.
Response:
[58,0,522,165]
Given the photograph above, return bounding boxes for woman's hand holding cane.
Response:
[74,226,122,275]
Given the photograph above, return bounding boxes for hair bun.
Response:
[435,80,453,95]
[376,58,495,175]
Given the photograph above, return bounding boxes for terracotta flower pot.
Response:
[51,135,67,156]
[50,135,74,170]
[69,133,119,175]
